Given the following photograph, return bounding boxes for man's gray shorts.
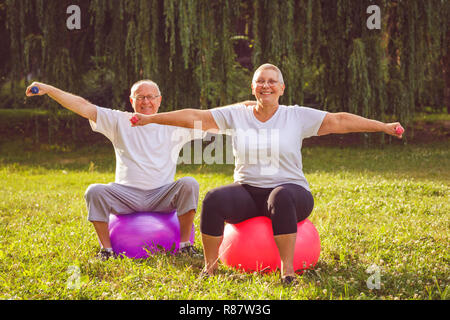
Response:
[84,177,200,222]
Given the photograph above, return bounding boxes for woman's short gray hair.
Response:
[130,80,161,97]
[252,63,284,85]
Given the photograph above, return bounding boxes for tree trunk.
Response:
[443,30,450,113]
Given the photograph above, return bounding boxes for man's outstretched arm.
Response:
[26,82,97,122]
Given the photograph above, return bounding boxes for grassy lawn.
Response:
[0,134,448,300]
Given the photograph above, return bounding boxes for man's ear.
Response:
[129,97,137,112]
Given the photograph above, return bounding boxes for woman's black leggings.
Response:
[200,183,314,236]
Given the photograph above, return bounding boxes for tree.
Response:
[1,0,447,142]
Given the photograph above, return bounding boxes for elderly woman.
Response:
[131,63,404,284]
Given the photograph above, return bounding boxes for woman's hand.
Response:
[385,123,405,139]
[130,113,152,127]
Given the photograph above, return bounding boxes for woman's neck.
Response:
[254,102,279,122]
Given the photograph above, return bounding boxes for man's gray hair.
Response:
[252,63,284,85]
[130,80,161,97]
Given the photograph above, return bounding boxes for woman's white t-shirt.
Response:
[210,104,327,191]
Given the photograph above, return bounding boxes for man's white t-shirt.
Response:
[210,104,327,191]
[90,106,203,190]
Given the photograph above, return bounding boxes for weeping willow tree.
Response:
[2,0,448,144]
[384,0,449,138]
[251,0,448,143]
[4,0,249,110]
[252,0,306,105]
[4,0,93,142]
[88,0,249,111]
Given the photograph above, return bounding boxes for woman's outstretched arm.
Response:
[130,100,256,132]
[130,109,218,132]
[317,112,404,138]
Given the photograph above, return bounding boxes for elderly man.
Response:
[26,80,203,260]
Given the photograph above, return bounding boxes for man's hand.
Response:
[26,82,49,97]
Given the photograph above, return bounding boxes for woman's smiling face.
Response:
[251,68,285,105]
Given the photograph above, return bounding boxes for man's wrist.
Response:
[44,84,57,96]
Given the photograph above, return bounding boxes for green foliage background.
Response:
[1,0,449,123]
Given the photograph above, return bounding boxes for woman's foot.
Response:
[199,265,217,279]
[281,275,298,286]
[201,264,217,276]
[199,269,212,279]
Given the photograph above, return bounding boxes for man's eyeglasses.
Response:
[133,95,160,102]
[254,80,279,87]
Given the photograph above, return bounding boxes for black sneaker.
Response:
[178,245,203,258]
[96,248,116,261]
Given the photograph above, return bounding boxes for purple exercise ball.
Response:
[108,211,195,259]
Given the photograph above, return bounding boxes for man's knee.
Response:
[176,177,200,203]
[84,184,108,202]
[177,176,199,193]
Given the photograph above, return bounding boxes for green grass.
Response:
[0,138,448,300]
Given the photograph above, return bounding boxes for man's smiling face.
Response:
[130,82,162,115]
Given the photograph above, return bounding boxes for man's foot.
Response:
[96,248,116,261]
[178,245,203,258]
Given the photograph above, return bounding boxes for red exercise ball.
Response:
[218,216,320,273]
